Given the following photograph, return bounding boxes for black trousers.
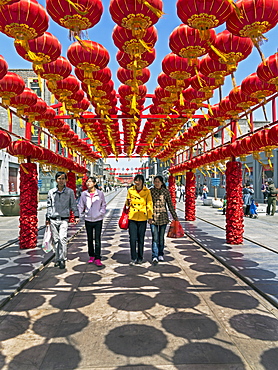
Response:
[85,220,103,259]
[128,220,147,261]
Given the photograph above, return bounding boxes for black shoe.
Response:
[59,261,66,269]
[136,259,143,265]
[54,261,60,267]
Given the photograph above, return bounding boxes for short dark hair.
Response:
[134,174,144,184]
[55,171,67,180]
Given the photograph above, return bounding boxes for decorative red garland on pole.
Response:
[226,160,244,244]
[19,163,38,249]
[67,171,76,223]
[82,173,89,191]
[185,170,196,221]
[168,174,176,209]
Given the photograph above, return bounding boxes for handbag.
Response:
[118,205,129,230]
[42,225,54,252]
[167,220,185,238]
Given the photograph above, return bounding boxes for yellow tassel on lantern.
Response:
[64,0,88,15]
[207,42,228,62]
[268,158,273,168]
[226,0,243,18]
[225,127,234,137]
[19,118,25,128]
[179,92,184,106]
[236,121,243,135]
[21,164,29,174]
[138,39,152,52]
[244,163,251,174]
[136,0,165,17]
[31,125,35,135]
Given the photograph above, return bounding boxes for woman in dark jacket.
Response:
[150,176,178,264]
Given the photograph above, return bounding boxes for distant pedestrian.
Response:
[261,181,268,204]
[222,196,227,215]
[202,183,209,199]
[243,183,254,217]
[178,184,185,202]
[46,171,79,269]
[266,179,278,216]
[78,177,106,266]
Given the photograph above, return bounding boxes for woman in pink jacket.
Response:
[78,177,106,266]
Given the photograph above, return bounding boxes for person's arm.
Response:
[78,192,85,219]
[166,190,178,220]
[70,189,79,223]
[126,188,132,207]
[45,190,52,225]
[146,189,153,222]
[99,191,107,216]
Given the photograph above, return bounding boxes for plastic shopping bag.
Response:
[167,220,185,238]
[42,225,54,252]
[118,205,129,230]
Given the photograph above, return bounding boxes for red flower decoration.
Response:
[185,171,196,221]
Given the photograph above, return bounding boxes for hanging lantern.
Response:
[209,103,231,122]
[7,139,35,159]
[257,53,278,90]
[46,0,103,39]
[67,41,110,88]
[169,24,216,63]
[0,55,8,80]
[191,73,222,94]
[75,67,112,87]
[0,0,49,47]
[219,96,244,118]
[226,0,278,59]
[116,49,156,71]
[158,72,190,92]
[110,0,163,37]
[10,87,38,115]
[209,30,253,72]
[37,56,72,87]
[47,74,80,101]
[117,67,150,87]
[177,0,233,34]
[0,0,20,5]
[67,98,90,117]
[64,89,84,107]
[162,53,195,80]
[23,97,47,123]
[199,55,229,84]
[0,130,11,149]
[14,32,61,73]
[182,87,211,105]
[229,86,259,110]
[241,72,276,100]
[37,107,57,127]
[112,25,158,57]
[0,72,25,105]
[118,84,147,101]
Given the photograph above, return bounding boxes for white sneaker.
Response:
[152,257,158,265]
[129,260,136,266]
[158,256,164,261]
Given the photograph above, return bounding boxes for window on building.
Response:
[28,78,42,97]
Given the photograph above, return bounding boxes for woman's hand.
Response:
[148,218,153,224]
[126,198,131,206]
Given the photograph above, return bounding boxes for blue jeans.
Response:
[150,224,167,259]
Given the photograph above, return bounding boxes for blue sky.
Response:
[1,0,277,168]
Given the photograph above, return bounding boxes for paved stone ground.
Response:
[0,191,277,369]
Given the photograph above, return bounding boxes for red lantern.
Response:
[177,0,232,31]
[7,140,35,158]
[199,55,229,84]
[46,0,103,37]
[117,67,150,86]
[209,30,253,72]
[23,97,47,122]
[10,87,38,115]
[47,74,80,101]
[0,130,11,149]
[219,96,243,118]
[158,72,190,92]
[226,0,278,46]
[162,53,194,80]
[116,49,156,71]
[169,24,215,62]
[182,87,211,105]
[67,98,90,116]
[191,73,222,93]
[37,56,72,84]
[38,107,57,126]
[14,32,61,73]
[0,55,8,80]
[241,72,276,100]
[64,89,84,107]
[257,53,278,90]
[0,0,49,42]
[67,41,109,76]
[75,67,112,87]
[0,72,25,105]
[110,0,163,37]
[112,25,158,57]
[229,86,259,110]
[118,84,147,101]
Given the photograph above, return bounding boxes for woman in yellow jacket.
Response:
[126,174,153,265]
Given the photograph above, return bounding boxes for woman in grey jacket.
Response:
[78,177,106,266]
